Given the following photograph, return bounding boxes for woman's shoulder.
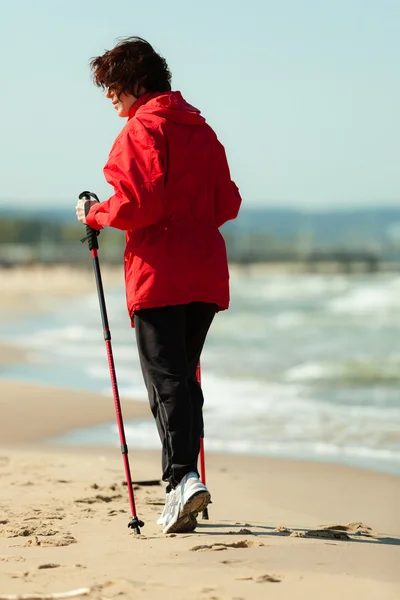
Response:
[110,117,152,146]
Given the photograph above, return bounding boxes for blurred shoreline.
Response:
[0,264,125,321]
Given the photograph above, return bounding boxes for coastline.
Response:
[0,380,151,445]
[0,264,124,322]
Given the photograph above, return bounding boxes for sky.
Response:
[0,0,399,210]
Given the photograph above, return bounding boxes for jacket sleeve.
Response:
[214,142,242,229]
[86,123,165,231]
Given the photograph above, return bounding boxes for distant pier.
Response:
[304,249,380,273]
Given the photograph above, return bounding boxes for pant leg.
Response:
[185,302,217,467]
[139,365,170,477]
[134,305,195,487]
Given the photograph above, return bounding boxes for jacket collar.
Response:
[128,92,160,119]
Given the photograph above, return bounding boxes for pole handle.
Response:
[79,190,100,250]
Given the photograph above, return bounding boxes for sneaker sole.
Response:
[164,491,211,534]
[157,511,198,528]
[166,512,198,534]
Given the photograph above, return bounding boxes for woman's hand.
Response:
[75,199,97,224]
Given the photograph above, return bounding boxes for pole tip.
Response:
[128,516,145,533]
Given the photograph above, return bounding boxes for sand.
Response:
[0,267,399,599]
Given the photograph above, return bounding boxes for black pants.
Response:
[134,302,216,488]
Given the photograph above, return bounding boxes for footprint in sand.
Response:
[22,511,66,521]
[143,498,165,507]
[0,555,26,562]
[1,524,59,538]
[220,559,242,564]
[31,534,77,547]
[199,591,224,600]
[273,526,292,535]
[296,529,350,541]
[79,507,95,518]
[191,540,264,552]
[236,574,281,583]
[11,532,77,547]
[10,570,31,581]
[321,522,376,537]
[38,563,61,569]
[256,574,282,583]
[274,522,375,541]
[296,522,375,541]
[107,509,127,516]
[75,494,123,504]
[1,525,37,538]
[227,528,253,535]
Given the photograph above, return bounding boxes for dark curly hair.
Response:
[90,37,171,97]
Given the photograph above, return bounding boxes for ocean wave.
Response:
[285,358,400,385]
[327,277,400,316]
[56,420,400,476]
[10,325,102,347]
[231,273,350,303]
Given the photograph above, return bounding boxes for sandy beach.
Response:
[0,267,399,599]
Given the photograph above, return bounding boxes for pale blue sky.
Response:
[0,0,399,209]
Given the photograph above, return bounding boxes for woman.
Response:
[75,37,241,534]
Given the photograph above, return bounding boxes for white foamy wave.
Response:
[113,422,160,449]
[85,363,147,400]
[209,309,271,340]
[236,273,350,303]
[59,342,136,360]
[91,421,400,475]
[312,443,400,462]
[47,347,400,475]
[13,325,101,349]
[285,357,400,387]
[327,278,400,316]
[200,373,305,417]
[109,370,400,439]
[194,373,400,439]
[285,362,341,382]
[117,385,148,401]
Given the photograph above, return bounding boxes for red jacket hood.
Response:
[128,91,206,125]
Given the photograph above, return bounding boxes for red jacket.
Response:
[86,91,241,321]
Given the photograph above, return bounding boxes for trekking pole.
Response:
[196,361,209,520]
[79,190,144,534]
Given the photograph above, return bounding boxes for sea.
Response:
[1,268,400,476]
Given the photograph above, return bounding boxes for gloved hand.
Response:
[75,198,98,224]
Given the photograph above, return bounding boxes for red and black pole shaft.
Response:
[196,361,209,520]
[79,191,144,534]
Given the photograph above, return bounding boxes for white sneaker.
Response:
[158,487,180,530]
[156,492,171,526]
[157,491,198,531]
[162,472,211,534]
